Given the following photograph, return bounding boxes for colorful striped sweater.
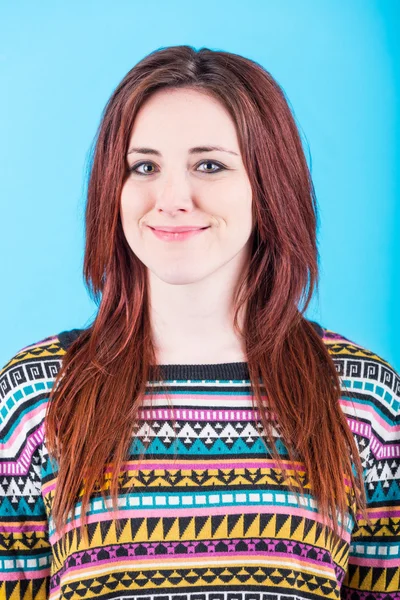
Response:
[0,322,399,600]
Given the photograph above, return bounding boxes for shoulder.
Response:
[1,332,67,391]
[319,323,399,406]
[317,323,399,459]
[0,329,84,438]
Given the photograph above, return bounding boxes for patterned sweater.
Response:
[0,322,399,600]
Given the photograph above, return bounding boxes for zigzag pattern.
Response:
[56,564,342,600]
[0,326,399,600]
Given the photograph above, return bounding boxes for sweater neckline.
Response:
[147,361,250,382]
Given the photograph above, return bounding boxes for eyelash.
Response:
[128,160,226,176]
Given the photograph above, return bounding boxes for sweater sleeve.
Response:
[340,356,400,598]
[0,345,53,599]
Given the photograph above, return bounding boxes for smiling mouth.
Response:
[149,226,209,232]
[148,226,210,242]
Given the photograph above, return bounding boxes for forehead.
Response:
[129,88,240,152]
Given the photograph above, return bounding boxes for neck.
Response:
[148,253,249,364]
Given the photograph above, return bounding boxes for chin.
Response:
[150,264,212,286]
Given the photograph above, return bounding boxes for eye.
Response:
[196,160,225,174]
[128,162,157,175]
[128,160,226,176]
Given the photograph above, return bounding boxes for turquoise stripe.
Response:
[129,436,289,456]
[341,380,399,412]
[0,380,53,424]
[49,487,353,537]
[0,552,51,573]
[349,540,400,559]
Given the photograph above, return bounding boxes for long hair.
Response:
[45,45,369,544]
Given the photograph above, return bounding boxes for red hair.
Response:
[45,45,369,544]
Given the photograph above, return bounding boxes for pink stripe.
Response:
[0,421,45,476]
[1,403,45,446]
[146,391,259,396]
[0,523,47,533]
[2,567,51,581]
[349,556,400,568]
[355,508,400,519]
[144,392,267,402]
[139,406,268,421]
[340,399,400,432]
[345,417,400,459]
[121,459,305,470]
[369,437,400,459]
[59,550,338,574]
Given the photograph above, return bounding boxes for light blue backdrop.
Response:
[1,0,398,370]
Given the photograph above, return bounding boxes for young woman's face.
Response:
[120,87,253,285]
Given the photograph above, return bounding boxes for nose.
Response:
[154,171,195,215]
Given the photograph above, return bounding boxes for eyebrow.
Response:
[127,145,239,156]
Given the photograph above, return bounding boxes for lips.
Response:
[148,225,210,242]
[149,226,209,232]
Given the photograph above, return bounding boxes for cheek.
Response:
[120,187,146,229]
[220,183,253,227]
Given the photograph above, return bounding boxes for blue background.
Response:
[1,0,399,370]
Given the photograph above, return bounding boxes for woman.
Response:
[1,45,399,600]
